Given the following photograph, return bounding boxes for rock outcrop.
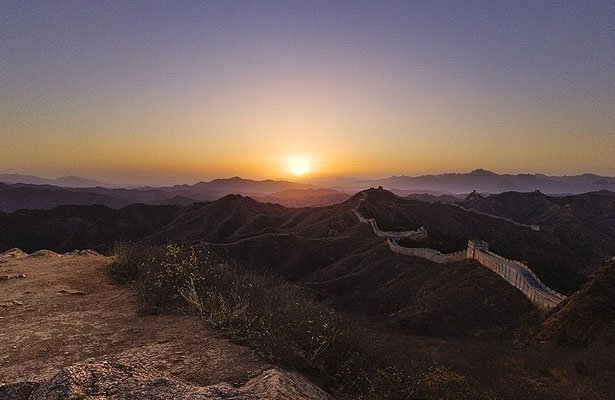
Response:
[0,248,28,260]
[12,362,333,400]
[28,250,61,258]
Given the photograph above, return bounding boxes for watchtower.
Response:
[467,239,489,259]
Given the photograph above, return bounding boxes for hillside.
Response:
[0,179,336,212]
[0,183,132,212]
[460,190,615,265]
[536,260,615,346]
[0,204,179,253]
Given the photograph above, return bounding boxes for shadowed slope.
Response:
[536,260,615,346]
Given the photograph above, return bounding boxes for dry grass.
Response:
[110,242,497,399]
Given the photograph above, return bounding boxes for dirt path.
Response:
[0,254,267,386]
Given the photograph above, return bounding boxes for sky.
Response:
[1,1,613,185]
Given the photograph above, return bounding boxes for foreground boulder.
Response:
[21,361,333,400]
[0,248,28,260]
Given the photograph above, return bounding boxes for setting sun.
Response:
[288,156,311,176]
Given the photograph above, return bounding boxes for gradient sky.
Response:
[1,1,613,185]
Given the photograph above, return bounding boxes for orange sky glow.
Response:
[1,2,613,185]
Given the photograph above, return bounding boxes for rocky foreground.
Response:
[1,362,332,400]
[0,249,333,400]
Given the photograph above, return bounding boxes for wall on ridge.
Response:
[470,248,566,309]
[353,205,565,309]
[451,203,540,231]
[388,238,466,263]
[352,209,427,240]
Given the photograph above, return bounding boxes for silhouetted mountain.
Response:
[0,183,132,212]
[0,179,312,212]
[399,192,462,204]
[3,186,613,344]
[0,173,111,188]
[158,177,313,199]
[335,169,615,194]
[0,204,178,253]
[149,195,200,205]
[144,195,288,244]
[253,188,351,207]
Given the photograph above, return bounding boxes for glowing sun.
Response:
[288,156,311,176]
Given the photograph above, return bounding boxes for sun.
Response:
[288,156,311,176]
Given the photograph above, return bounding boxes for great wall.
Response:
[450,203,541,231]
[353,195,566,309]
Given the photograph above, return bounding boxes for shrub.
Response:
[109,242,494,399]
[108,241,156,284]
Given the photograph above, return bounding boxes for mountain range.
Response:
[327,169,615,194]
[3,169,615,197]
[1,170,615,213]
[0,174,111,188]
[3,188,614,293]
[0,178,321,212]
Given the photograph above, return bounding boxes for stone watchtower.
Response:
[467,239,489,259]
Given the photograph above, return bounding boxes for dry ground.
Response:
[0,254,268,386]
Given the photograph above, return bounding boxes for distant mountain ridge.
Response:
[336,169,615,194]
[2,171,615,213]
[3,170,615,195]
[0,177,318,212]
[0,174,111,188]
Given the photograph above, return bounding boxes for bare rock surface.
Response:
[0,248,28,260]
[23,361,333,400]
[28,361,255,400]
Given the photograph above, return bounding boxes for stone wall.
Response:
[388,237,466,264]
[451,203,540,231]
[470,247,566,309]
[352,209,427,240]
[353,206,565,309]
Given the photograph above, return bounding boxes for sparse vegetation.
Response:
[110,242,496,399]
